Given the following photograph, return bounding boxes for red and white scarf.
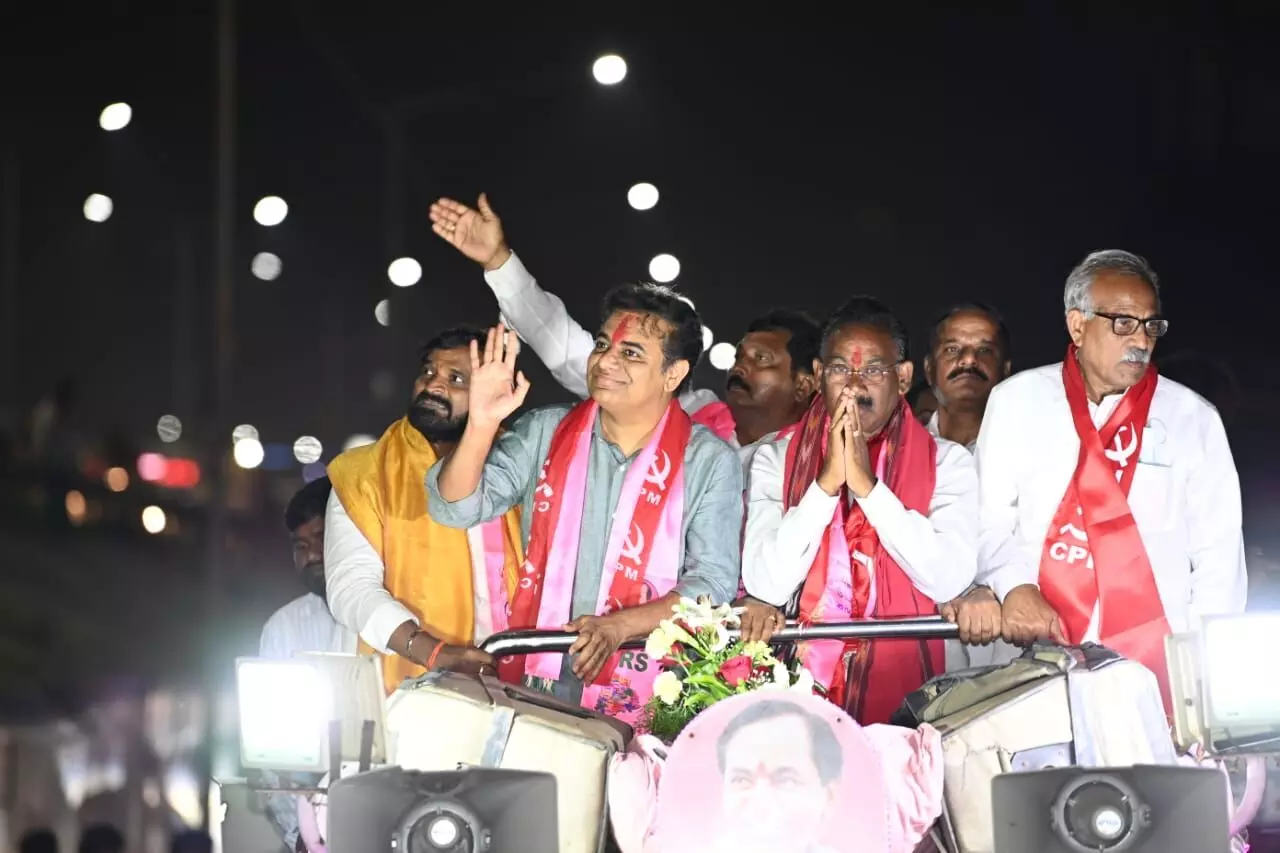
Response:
[498,399,691,724]
[1039,345,1172,710]
[780,395,943,725]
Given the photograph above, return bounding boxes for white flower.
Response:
[706,623,731,653]
[659,619,697,647]
[653,671,684,705]
[789,668,816,695]
[645,628,674,660]
[772,661,790,685]
[740,641,775,664]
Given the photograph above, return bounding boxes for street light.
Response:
[627,183,658,211]
[593,55,627,85]
[709,342,736,370]
[232,424,259,444]
[233,437,265,469]
[293,436,322,464]
[141,505,167,534]
[157,414,183,443]
[701,326,714,352]
[387,257,421,287]
[99,102,133,132]
[251,251,282,281]
[648,253,680,283]
[83,193,113,223]
[344,434,376,451]
[374,299,390,327]
[253,196,288,226]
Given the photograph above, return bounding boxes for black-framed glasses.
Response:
[824,361,903,386]
[1093,311,1169,339]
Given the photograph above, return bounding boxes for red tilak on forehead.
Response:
[611,313,637,345]
[850,348,865,369]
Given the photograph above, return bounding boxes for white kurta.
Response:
[323,491,508,652]
[483,251,767,478]
[259,592,356,660]
[975,363,1247,637]
[741,430,979,609]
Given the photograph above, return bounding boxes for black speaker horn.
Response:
[326,766,558,853]
[992,764,1231,853]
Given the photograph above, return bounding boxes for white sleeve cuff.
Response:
[986,566,1038,603]
[483,251,534,299]
[856,478,902,526]
[792,481,840,538]
[361,600,418,654]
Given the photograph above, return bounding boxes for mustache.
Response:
[855,395,874,411]
[413,391,452,416]
[947,365,988,382]
[725,374,751,393]
[1122,348,1151,365]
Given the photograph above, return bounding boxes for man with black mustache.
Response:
[325,326,526,695]
[741,297,978,723]
[922,303,1012,451]
[259,477,355,853]
[428,195,820,478]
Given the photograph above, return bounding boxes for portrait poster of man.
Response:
[644,692,894,853]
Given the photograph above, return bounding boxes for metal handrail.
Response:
[480,616,959,657]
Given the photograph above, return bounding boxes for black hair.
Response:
[20,829,58,853]
[745,309,821,376]
[907,378,935,407]
[715,698,843,785]
[820,295,909,363]
[285,476,332,532]
[927,302,1012,362]
[78,825,124,853]
[600,283,704,395]
[170,831,213,853]
[419,325,488,366]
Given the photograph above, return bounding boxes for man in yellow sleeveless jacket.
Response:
[325,326,524,694]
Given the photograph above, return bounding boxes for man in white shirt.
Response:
[977,249,1247,705]
[921,303,1014,668]
[426,194,821,478]
[258,478,355,853]
[742,296,978,723]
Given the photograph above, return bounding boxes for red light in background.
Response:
[160,458,201,489]
[137,453,168,482]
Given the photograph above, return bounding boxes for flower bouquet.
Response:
[641,597,818,743]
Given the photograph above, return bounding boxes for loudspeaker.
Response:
[326,766,557,853]
[992,764,1230,853]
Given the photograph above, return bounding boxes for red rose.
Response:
[718,655,753,687]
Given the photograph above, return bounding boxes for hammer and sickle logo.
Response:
[644,450,671,492]
[1104,424,1139,469]
[620,522,645,565]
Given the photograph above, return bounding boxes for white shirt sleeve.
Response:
[974,383,1039,601]
[484,252,593,399]
[1186,406,1248,621]
[259,612,288,660]
[858,440,979,604]
[323,490,417,653]
[741,438,841,607]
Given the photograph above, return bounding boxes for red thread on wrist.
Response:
[425,641,445,671]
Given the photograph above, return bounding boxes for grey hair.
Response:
[1063,250,1161,316]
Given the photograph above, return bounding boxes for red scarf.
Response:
[782,394,943,725]
[500,399,692,687]
[1039,345,1171,710]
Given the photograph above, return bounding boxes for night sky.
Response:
[5,4,1280,530]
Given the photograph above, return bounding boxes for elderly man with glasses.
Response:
[741,296,978,725]
[975,250,1246,711]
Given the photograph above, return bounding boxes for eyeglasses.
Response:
[1094,312,1169,339]
[824,361,902,386]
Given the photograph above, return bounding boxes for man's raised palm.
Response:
[429,194,505,267]
[468,324,531,428]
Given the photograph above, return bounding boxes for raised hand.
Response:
[816,390,850,496]
[429,193,510,270]
[467,323,531,430]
